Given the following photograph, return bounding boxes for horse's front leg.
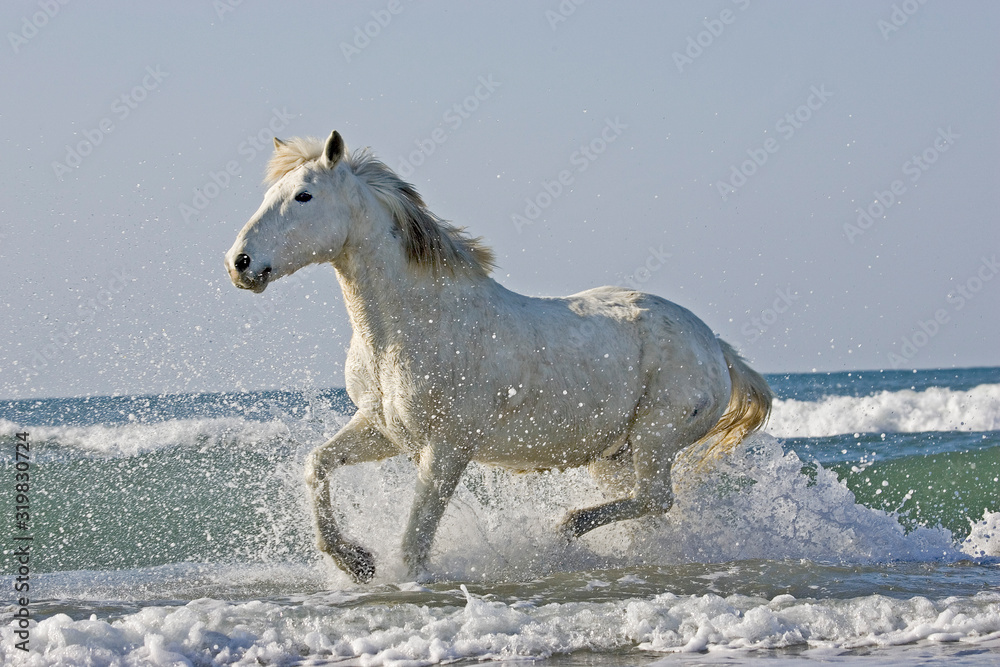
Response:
[401,442,472,580]
[304,413,398,583]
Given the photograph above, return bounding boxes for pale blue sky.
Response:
[2,1,998,399]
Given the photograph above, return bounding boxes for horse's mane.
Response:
[266,137,495,277]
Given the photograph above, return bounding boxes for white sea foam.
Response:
[5,383,997,459]
[0,393,351,459]
[963,510,1000,558]
[3,588,999,664]
[768,383,1000,438]
[0,413,350,459]
[2,414,997,664]
[28,417,293,457]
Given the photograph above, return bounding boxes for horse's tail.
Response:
[684,339,773,470]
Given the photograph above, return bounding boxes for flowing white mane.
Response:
[266,136,495,277]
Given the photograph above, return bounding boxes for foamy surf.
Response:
[964,511,1000,558]
[768,383,1000,437]
[3,585,999,665]
[3,370,998,665]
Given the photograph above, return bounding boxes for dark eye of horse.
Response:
[295,191,313,202]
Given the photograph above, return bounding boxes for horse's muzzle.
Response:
[227,253,272,293]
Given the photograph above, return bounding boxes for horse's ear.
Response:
[273,137,286,150]
[321,130,345,170]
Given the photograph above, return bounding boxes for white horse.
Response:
[226,131,772,583]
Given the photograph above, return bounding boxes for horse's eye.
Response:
[295,191,313,202]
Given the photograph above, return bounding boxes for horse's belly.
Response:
[472,406,630,471]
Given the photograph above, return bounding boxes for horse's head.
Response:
[226,131,353,293]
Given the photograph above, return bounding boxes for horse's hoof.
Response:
[407,568,432,584]
[557,515,580,543]
[333,542,376,584]
[558,511,599,543]
[403,555,431,583]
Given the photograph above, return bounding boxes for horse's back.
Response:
[496,283,729,403]
[460,283,730,468]
[562,285,726,364]
[565,285,732,421]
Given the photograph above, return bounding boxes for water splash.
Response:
[962,510,1000,557]
[318,433,960,585]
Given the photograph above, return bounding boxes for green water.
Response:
[832,444,1000,539]
[4,441,308,573]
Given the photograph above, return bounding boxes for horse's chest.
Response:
[368,389,438,454]
[357,362,436,449]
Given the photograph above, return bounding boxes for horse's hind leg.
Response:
[559,414,696,539]
[304,414,398,583]
[587,444,635,499]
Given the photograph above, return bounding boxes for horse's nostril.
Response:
[234,253,251,272]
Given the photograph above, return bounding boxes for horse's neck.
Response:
[334,241,407,352]
[333,233,481,355]
[331,192,504,364]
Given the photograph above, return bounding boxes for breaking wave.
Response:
[768,383,1000,438]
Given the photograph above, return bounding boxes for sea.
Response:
[2,367,999,665]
